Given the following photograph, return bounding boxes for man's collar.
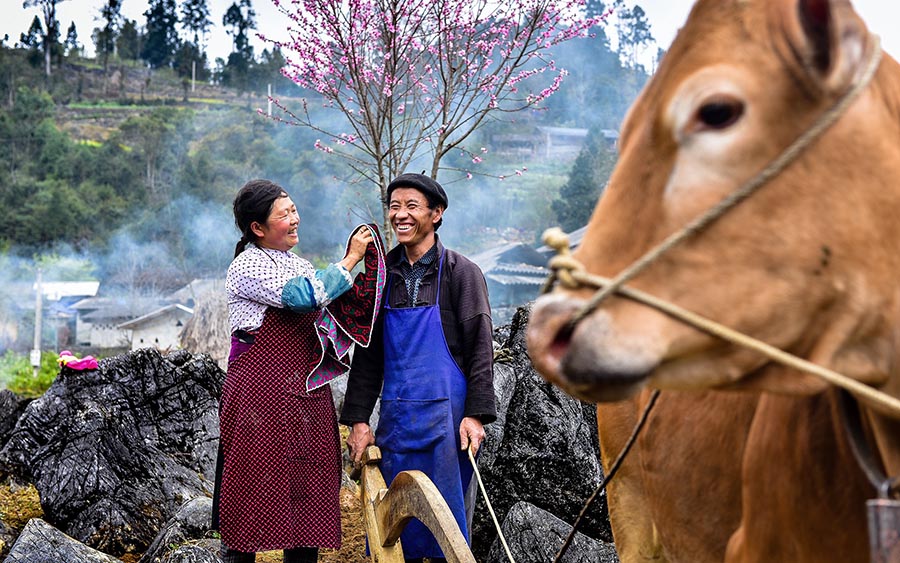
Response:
[388,235,443,270]
[402,242,438,267]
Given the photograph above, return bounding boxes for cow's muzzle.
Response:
[527,293,662,403]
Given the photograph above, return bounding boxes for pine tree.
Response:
[20,16,44,67]
[141,0,179,69]
[616,4,654,70]
[222,0,255,56]
[180,0,211,47]
[20,16,43,50]
[96,0,121,72]
[552,127,618,232]
[116,19,140,61]
[221,0,255,91]
[64,21,79,57]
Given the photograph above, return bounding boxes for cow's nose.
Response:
[528,293,661,403]
[526,293,581,381]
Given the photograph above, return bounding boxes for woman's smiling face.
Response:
[253,195,300,251]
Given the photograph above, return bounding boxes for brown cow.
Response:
[527,0,900,562]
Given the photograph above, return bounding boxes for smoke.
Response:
[1,14,649,357]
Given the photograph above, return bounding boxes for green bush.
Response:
[0,351,60,397]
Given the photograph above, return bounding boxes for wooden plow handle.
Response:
[360,445,476,563]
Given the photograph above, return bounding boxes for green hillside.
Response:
[0,13,649,287]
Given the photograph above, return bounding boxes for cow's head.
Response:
[527,0,900,404]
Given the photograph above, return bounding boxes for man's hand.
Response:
[347,422,375,464]
[459,416,485,456]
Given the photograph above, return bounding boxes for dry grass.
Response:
[180,289,230,369]
[0,482,43,557]
[0,483,42,529]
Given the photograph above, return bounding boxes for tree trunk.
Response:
[44,40,51,78]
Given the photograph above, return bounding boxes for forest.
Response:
[0,0,654,354]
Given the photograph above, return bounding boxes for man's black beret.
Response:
[387,173,449,209]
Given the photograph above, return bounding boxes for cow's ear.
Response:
[781,0,872,93]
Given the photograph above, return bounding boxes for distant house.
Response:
[167,278,225,308]
[71,296,168,349]
[42,282,101,350]
[118,304,194,352]
[40,281,101,302]
[66,278,226,352]
[470,242,551,325]
[489,126,619,160]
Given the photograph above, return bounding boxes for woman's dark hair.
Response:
[232,179,288,257]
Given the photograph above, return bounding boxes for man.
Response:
[341,172,496,561]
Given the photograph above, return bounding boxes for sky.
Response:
[3,0,899,64]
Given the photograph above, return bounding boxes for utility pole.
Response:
[192,60,196,92]
[31,268,43,378]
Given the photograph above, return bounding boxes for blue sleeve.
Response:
[281,263,353,312]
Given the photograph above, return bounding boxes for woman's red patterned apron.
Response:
[217,306,342,552]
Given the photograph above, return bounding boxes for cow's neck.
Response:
[875,55,900,128]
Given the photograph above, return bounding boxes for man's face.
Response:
[388,187,443,248]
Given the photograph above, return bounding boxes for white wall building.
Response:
[118,304,194,352]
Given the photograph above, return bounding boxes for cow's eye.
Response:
[697,97,744,130]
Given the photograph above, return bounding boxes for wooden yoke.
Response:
[359,446,476,563]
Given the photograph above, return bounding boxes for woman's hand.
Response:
[339,227,373,271]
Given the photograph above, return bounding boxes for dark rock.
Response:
[486,502,618,563]
[160,543,222,563]
[139,497,213,563]
[471,306,611,561]
[0,348,224,555]
[0,517,19,557]
[0,391,31,450]
[4,518,120,562]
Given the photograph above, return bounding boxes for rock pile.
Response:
[471,306,613,561]
[0,348,224,555]
[0,305,618,562]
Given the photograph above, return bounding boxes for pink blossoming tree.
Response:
[265,0,605,241]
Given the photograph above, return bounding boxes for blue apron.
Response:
[376,250,472,558]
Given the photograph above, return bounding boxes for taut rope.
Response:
[543,229,900,418]
[468,445,516,563]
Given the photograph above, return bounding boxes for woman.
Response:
[214,179,373,563]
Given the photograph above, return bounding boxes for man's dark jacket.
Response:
[340,237,497,425]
